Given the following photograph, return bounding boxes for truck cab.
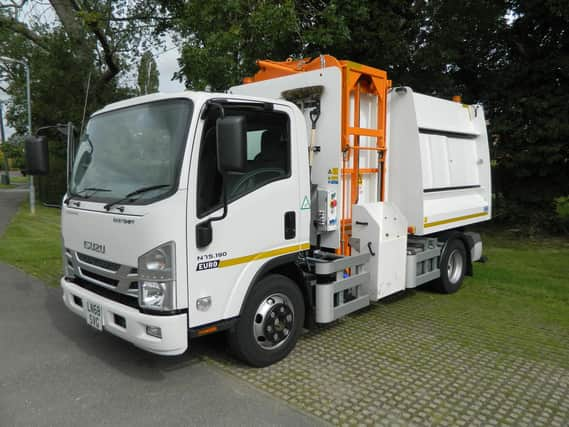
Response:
[61,92,311,362]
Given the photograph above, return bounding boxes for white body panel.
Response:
[185,101,310,328]
[351,203,408,301]
[386,88,491,235]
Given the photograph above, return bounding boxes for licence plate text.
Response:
[86,301,103,331]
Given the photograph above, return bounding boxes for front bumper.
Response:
[61,278,188,356]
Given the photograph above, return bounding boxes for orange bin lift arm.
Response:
[340,62,390,255]
[243,55,391,256]
[243,55,344,83]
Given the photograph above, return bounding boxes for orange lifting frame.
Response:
[244,55,391,256]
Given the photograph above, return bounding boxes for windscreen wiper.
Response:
[79,187,111,198]
[103,184,170,212]
[64,187,111,205]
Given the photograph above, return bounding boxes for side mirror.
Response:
[196,220,213,248]
[24,135,49,175]
[216,116,247,173]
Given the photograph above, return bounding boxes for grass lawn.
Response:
[411,234,569,363]
[0,202,61,286]
[10,175,29,184]
[0,183,16,189]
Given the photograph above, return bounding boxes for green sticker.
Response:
[301,196,310,210]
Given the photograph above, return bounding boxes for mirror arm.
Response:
[207,176,229,224]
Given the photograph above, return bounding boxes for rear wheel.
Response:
[228,274,305,367]
[433,238,467,294]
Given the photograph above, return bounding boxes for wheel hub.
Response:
[447,249,464,284]
[253,293,295,350]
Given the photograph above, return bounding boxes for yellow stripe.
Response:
[218,242,310,268]
[424,212,487,228]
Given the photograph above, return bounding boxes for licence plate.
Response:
[86,301,103,331]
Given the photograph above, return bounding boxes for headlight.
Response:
[138,242,176,311]
[140,282,167,309]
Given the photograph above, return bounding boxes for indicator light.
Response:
[197,325,218,336]
[196,296,212,311]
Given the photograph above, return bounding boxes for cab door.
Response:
[186,102,304,328]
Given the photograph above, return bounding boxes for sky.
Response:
[156,45,185,93]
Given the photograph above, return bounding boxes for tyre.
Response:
[433,238,467,294]
[228,274,305,367]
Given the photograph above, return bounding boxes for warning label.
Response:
[327,167,339,184]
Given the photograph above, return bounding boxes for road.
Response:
[0,189,321,427]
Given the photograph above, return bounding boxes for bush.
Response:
[554,196,569,234]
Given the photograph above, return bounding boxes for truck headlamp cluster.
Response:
[138,242,176,311]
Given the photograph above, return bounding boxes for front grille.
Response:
[73,277,139,309]
[77,252,121,272]
[81,268,119,287]
[67,248,138,299]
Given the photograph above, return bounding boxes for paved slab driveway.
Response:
[210,297,569,426]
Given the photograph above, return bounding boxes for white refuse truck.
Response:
[32,55,490,366]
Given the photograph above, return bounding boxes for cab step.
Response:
[307,252,370,323]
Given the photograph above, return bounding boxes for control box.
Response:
[314,188,338,232]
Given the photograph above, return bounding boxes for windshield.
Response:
[69,99,193,204]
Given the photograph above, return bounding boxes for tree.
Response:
[0,1,170,132]
[161,0,428,90]
[400,0,510,99]
[305,0,425,87]
[0,0,565,230]
[137,51,160,94]
[160,0,352,90]
[487,0,569,228]
[1,134,25,170]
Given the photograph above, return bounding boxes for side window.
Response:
[246,130,263,160]
[196,107,290,217]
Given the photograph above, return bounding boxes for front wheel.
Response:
[228,274,305,367]
[433,239,467,294]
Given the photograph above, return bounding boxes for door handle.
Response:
[284,211,296,240]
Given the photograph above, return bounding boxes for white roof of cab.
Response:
[93,91,298,117]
